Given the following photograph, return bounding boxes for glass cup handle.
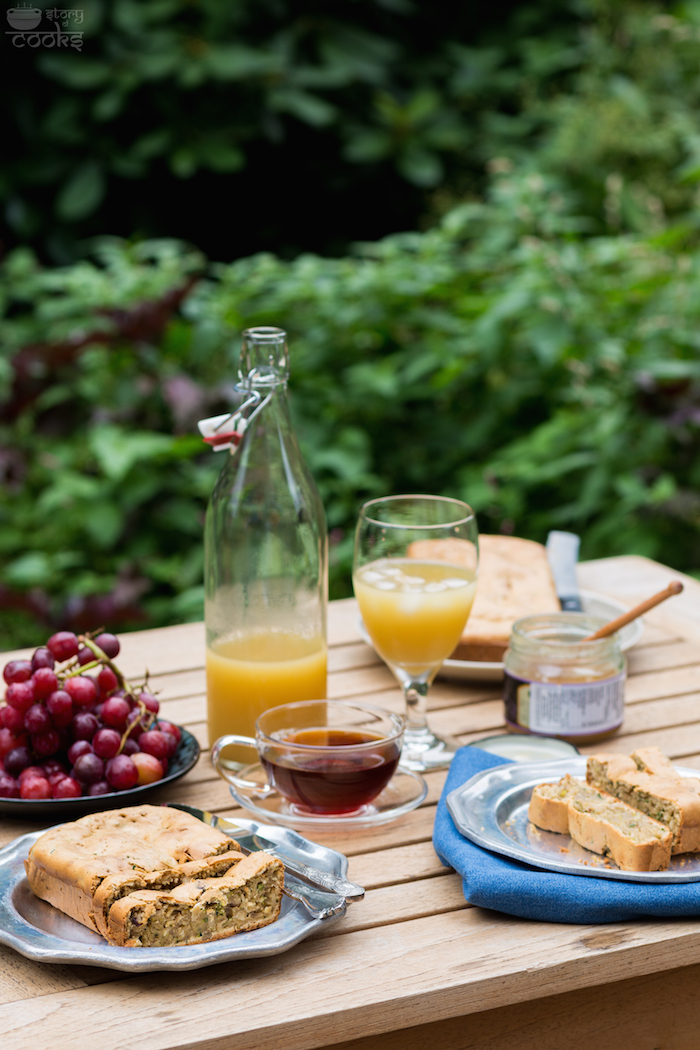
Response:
[210,734,273,795]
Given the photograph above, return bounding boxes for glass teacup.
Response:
[211,700,405,815]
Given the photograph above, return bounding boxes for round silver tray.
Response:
[0,818,348,971]
[447,757,700,883]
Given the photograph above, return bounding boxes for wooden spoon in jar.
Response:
[581,581,684,642]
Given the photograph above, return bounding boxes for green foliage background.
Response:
[2,1,700,648]
[3,0,579,260]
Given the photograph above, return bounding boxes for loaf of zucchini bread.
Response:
[632,746,700,791]
[406,535,558,662]
[527,774,585,834]
[25,804,284,945]
[567,790,672,871]
[90,848,247,940]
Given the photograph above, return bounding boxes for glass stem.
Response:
[403,681,429,732]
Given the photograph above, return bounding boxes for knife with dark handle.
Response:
[546,531,583,612]
[167,803,365,904]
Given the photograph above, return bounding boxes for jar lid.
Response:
[470,733,579,763]
[509,612,622,657]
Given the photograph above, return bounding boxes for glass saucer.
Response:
[226,762,428,830]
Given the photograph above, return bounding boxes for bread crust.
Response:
[450,642,508,663]
[632,746,678,778]
[528,775,584,834]
[91,850,245,938]
[631,747,700,793]
[528,773,673,871]
[567,795,672,872]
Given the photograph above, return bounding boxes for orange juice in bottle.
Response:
[206,630,327,745]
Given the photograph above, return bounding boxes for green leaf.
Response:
[83,502,124,548]
[344,129,391,163]
[55,161,106,221]
[398,147,443,186]
[92,91,125,122]
[204,45,281,80]
[2,552,53,588]
[198,140,245,173]
[170,148,198,178]
[130,129,171,161]
[37,473,102,514]
[37,55,111,88]
[89,426,175,481]
[269,90,337,127]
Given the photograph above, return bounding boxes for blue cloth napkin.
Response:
[433,745,700,923]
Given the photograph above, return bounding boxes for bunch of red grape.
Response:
[0,630,182,800]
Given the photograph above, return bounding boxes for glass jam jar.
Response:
[503,613,626,745]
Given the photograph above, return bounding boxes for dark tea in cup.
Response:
[262,727,400,813]
[211,701,405,816]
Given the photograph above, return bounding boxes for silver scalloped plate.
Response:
[0,818,348,971]
[447,757,700,883]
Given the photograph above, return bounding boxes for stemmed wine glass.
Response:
[353,495,479,772]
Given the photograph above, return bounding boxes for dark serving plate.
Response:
[0,727,200,820]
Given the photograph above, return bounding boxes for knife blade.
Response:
[546,531,583,612]
[167,803,365,902]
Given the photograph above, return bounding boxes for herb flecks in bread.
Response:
[528,774,586,835]
[107,853,284,946]
[567,791,672,872]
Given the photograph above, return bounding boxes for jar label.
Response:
[503,671,625,736]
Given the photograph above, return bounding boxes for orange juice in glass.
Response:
[353,496,478,772]
[353,559,476,678]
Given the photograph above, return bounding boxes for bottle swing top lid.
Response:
[197,327,289,452]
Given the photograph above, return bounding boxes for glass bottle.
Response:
[200,327,328,755]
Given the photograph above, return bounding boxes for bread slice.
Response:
[528,774,585,834]
[528,774,673,870]
[106,853,284,947]
[25,805,240,933]
[587,754,700,854]
[408,535,559,661]
[91,850,245,939]
[567,791,672,871]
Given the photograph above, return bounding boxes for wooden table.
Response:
[2,555,700,1050]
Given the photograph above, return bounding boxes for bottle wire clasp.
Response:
[197,375,272,452]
